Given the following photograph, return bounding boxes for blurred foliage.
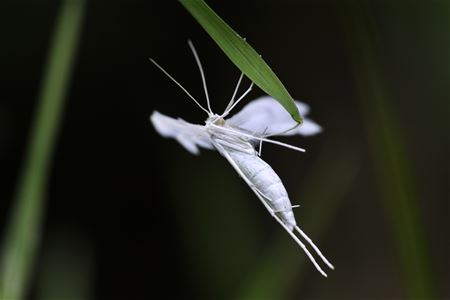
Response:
[339,1,437,298]
[36,232,92,300]
[0,0,85,298]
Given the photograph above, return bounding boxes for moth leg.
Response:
[224,72,244,113]
[257,190,333,270]
[273,205,300,213]
[294,226,335,270]
[251,188,329,277]
[258,139,263,156]
[253,186,334,273]
[214,143,328,277]
[254,185,333,270]
[245,184,298,210]
[257,127,269,156]
[221,81,254,118]
[210,124,306,153]
[213,139,255,155]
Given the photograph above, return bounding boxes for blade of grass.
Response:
[179,0,302,123]
[0,0,85,298]
[339,2,435,298]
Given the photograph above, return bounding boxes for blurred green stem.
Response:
[0,0,85,298]
[36,233,92,300]
[340,2,434,298]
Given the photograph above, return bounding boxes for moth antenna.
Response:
[187,40,213,114]
[149,58,210,115]
[224,72,244,113]
[221,81,254,118]
[294,226,335,270]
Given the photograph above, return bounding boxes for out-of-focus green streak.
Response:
[0,0,85,298]
[36,233,92,300]
[340,2,434,298]
[237,141,360,299]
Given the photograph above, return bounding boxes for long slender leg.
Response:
[294,226,335,270]
[258,139,263,156]
[224,72,244,113]
[270,207,328,277]
[214,143,328,277]
[258,127,269,156]
[212,139,254,154]
[211,124,306,153]
[252,188,328,277]
[187,40,212,114]
[221,82,254,118]
[273,205,300,213]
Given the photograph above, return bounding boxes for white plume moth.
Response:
[150,41,334,277]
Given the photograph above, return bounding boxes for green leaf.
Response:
[179,0,302,123]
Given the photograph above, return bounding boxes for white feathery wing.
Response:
[150,96,322,155]
[150,111,213,155]
[227,96,322,137]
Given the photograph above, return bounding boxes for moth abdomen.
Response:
[227,150,297,230]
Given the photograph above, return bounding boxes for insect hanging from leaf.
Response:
[150,41,334,277]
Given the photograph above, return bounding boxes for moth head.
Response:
[206,114,225,126]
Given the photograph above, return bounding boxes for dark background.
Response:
[0,0,448,299]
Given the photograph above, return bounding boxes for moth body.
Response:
[149,42,333,276]
[206,118,297,229]
[226,149,296,230]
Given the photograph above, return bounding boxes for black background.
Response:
[1,0,448,299]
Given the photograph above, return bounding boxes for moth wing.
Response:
[150,111,214,155]
[227,96,321,137]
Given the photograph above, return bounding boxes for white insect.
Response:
[150,41,334,277]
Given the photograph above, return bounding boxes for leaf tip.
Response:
[293,114,303,124]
